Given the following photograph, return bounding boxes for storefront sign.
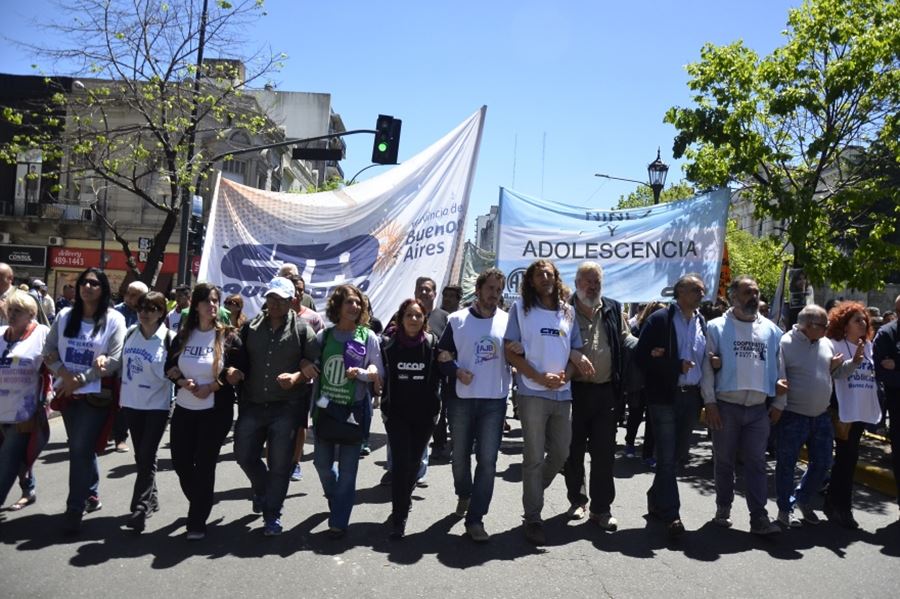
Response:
[0,245,47,268]
[49,247,179,272]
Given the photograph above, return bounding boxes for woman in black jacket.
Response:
[164,283,241,540]
[380,298,440,539]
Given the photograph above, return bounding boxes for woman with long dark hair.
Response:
[312,284,383,539]
[165,283,241,540]
[0,291,51,511]
[380,297,440,538]
[119,291,173,533]
[43,267,126,534]
[824,301,879,529]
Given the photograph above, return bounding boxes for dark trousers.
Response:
[826,421,865,513]
[887,393,900,505]
[431,381,451,451]
[113,409,129,444]
[563,381,618,513]
[625,389,655,459]
[385,414,435,520]
[123,408,168,516]
[170,404,232,533]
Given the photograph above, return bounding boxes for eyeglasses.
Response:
[224,300,240,307]
[82,279,101,288]
[139,305,161,313]
[808,321,828,329]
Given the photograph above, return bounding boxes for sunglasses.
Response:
[224,300,241,307]
[82,279,101,288]
[139,305,161,313]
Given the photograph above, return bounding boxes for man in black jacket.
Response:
[874,293,900,512]
[634,273,707,536]
[562,262,629,532]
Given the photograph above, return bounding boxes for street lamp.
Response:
[647,148,669,205]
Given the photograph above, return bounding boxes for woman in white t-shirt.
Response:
[0,291,50,510]
[825,301,879,529]
[164,283,240,541]
[118,291,173,533]
[43,267,126,535]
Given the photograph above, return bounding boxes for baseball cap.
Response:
[265,276,295,300]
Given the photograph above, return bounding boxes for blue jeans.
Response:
[449,398,507,525]
[61,399,108,513]
[775,410,833,511]
[0,423,31,506]
[711,401,771,520]
[314,438,361,530]
[234,400,304,521]
[646,387,701,522]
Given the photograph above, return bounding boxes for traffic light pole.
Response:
[178,128,379,285]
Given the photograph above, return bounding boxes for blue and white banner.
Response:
[199,107,486,322]
[496,187,730,303]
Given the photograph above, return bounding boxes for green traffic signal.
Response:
[378,142,388,153]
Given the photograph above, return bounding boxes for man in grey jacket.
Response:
[775,305,859,528]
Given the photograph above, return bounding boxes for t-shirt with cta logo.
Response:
[176,329,221,410]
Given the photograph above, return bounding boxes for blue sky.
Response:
[0,0,801,239]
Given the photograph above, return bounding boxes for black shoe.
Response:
[668,519,686,537]
[125,510,146,533]
[62,510,83,535]
[389,515,407,540]
[379,471,392,486]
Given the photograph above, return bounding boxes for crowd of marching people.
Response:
[0,257,898,546]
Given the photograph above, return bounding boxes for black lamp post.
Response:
[647,148,669,205]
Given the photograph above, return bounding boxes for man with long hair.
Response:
[503,259,594,545]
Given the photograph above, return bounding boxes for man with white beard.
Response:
[561,261,631,533]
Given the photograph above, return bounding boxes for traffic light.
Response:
[372,114,401,165]
[188,215,204,254]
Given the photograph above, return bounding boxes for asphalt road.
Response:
[1,406,899,598]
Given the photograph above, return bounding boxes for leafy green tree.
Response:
[615,181,695,209]
[665,0,899,291]
[0,0,282,284]
[725,219,789,299]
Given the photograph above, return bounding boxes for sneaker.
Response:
[524,521,545,545]
[465,522,490,543]
[186,531,206,541]
[643,457,657,469]
[251,495,265,514]
[454,497,470,518]
[566,504,587,521]
[62,510,83,535]
[360,444,371,457]
[263,518,283,537]
[750,515,781,536]
[125,510,146,533]
[777,510,802,529]
[389,515,406,539]
[290,463,303,482]
[712,506,733,528]
[589,511,618,531]
[85,496,102,513]
[668,519,686,537]
[624,445,637,459]
[828,509,860,530]
[327,526,346,540]
[795,503,821,525]
[115,441,130,453]
[415,477,428,488]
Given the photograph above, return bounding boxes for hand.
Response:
[705,404,723,430]
[94,355,109,372]
[225,367,244,385]
[538,371,564,389]
[681,359,696,374]
[276,372,297,390]
[166,366,183,380]
[191,382,211,399]
[881,358,896,371]
[181,378,198,393]
[776,378,789,395]
[575,355,596,378]
[437,350,454,363]
[300,361,319,381]
[346,367,361,380]
[59,371,81,396]
[769,406,783,425]
[708,353,722,370]
[650,347,665,358]
[366,365,383,395]
[457,368,474,385]
[505,341,525,355]
[830,353,845,371]
[852,341,866,365]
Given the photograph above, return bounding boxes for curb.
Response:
[800,446,896,499]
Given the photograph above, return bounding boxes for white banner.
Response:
[497,187,730,303]
[199,107,486,322]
